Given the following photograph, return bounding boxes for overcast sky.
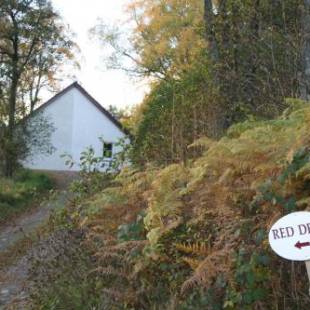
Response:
[51,0,146,110]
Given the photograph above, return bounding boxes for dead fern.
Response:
[181,248,232,295]
[175,241,210,256]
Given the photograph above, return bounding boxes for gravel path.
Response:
[0,192,68,309]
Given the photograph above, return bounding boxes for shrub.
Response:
[27,101,310,308]
[0,169,53,223]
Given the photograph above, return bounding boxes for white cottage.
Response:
[24,82,128,172]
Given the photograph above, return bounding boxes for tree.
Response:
[107,104,129,121]
[93,0,305,166]
[91,0,206,80]
[203,0,302,121]
[301,0,310,100]
[0,0,76,176]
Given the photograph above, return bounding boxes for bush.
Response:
[28,229,100,309]
[27,101,310,309]
[14,169,53,191]
[0,169,53,223]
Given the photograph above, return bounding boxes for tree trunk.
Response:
[5,34,19,177]
[301,0,310,100]
[204,0,227,137]
[5,77,18,177]
[204,0,219,63]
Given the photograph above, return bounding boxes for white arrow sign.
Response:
[269,211,310,261]
[269,211,310,295]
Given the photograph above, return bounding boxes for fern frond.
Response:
[175,242,209,256]
[106,240,148,253]
[94,252,123,264]
[181,249,231,294]
[182,257,201,270]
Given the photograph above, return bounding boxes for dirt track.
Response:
[0,192,68,309]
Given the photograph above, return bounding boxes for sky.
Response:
[51,0,146,110]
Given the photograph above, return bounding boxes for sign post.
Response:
[306,261,310,295]
[268,211,310,295]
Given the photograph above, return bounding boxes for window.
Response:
[103,142,113,158]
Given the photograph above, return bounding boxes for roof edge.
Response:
[34,82,130,136]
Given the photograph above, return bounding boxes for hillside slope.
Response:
[31,100,310,309]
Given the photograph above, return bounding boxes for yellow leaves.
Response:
[176,242,210,256]
[146,227,162,246]
[182,257,200,270]
[77,99,310,306]
[126,0,206,78]
[181,249,231,294]
[144,164,188,224]
[79,216,89,228]
[295,162,310,181]
[218,168,234,185]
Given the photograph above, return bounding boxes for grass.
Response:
[0,169,53,224]
[0,234,34,271]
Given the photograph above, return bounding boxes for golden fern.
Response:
[175,241,210,256]
[181,249,231,294]
[182,257,201,270]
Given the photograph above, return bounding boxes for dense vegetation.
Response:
[93,0,307,165]
[2,0,310,308]
[0,169,52,223]
[28,100,310,309]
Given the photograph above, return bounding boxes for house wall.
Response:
[24,90,74,171]
[23,86,127,172]
[71,88,126,171]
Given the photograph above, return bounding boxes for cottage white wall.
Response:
[71,88,126,170]
[24,90,74,171]
[24,86,127,172]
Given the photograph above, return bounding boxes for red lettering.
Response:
[299,224,307,235]
[280,227,286,238]
[272,229,281,240]
[286,226,294,237]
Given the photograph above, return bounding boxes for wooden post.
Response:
[306,261,310,295]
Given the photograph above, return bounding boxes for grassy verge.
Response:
[0,169,53,225]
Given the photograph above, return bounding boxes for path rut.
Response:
[0,192,68,309]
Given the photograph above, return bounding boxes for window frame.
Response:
[103,142,113,158]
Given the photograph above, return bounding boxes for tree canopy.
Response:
[0,0,77,176]
[93,0,306,166]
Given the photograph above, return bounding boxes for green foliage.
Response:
[0,0,77,176]
[0,169,53,223]
[117,212,146,242]
[225,249,271,309]
[29,94,310,308]
[14,168,53,192]
[94,0,304,167]
[132,62,215,165]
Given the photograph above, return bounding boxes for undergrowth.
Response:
[0,169,53,224]
[29,99,310,309]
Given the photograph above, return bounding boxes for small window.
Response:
[103,142,113,158]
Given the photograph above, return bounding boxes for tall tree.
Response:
[203,0,302,121]
[301,0,310,99]
[0,0,76,176]
[93,0,304,166]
